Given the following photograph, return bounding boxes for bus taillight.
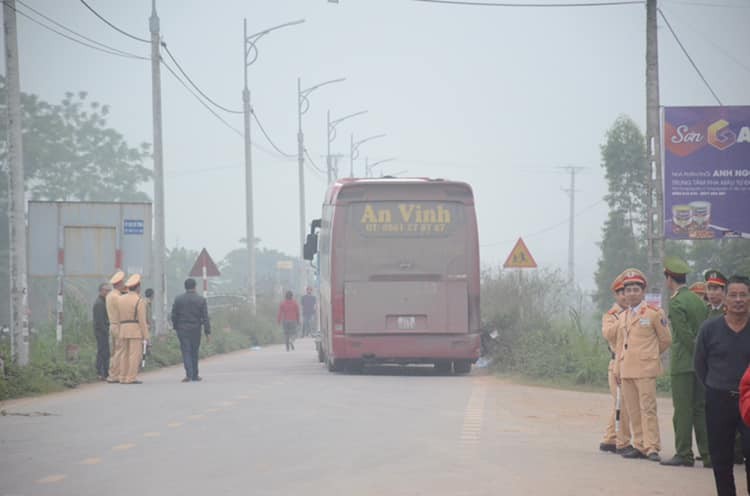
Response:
[332,293,345,334]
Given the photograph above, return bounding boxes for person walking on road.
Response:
[278,290,300,351]
[695,275,750,496]
[614,268,672,462]
[106,270,126,383]
[600,273,632,454]
[117,274,150,384]
[301,286,317,338]
[660,256,711,468]
[171,278,211,383]
[93,283,111,380]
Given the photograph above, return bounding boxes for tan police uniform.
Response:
[616,297,672,456]
[117,275,150,384]
[106,270,125,382]
[602,299,632,450]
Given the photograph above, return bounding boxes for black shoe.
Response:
[622,448,647,459]
[599,443,616,453]
[181,377,190,383]
[660,455,693,466]
[193,376,202,382]
[647,452,661,462]
[616,445,634,455]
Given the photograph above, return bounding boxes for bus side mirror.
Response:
[304,233,318,261]
[310,218,321,234]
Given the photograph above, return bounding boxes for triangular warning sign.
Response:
[503,237,537,269]
[189,248,221,277]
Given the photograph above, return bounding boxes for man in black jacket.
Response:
[171,278,211,382]
[93,283,111,380]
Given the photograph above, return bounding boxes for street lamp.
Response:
[365,157,397,178]
[297,77,344,281]
[243,18,304,314]
[327,110,367,183]
[350,134,386,177]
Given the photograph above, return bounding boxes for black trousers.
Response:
[177,329,202,380]
[705,387,750,496]
[94,331,110,378]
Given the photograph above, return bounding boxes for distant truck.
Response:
[304,178,481,374]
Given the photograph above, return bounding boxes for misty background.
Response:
[7,0,750,290]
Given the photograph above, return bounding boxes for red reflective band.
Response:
[332,293,345,335]
[57,249,64,265]
[115,249,122,269]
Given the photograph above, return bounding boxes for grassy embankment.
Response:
[0,296,281,401]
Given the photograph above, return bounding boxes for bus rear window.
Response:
[349,201,464,238]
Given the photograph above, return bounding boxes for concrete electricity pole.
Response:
[3,0,29,365]
[559,166,585,285]
[243,19,304,313]
[646,0,664,290]
[297,77,344,271]
[327,110,367,183]
[150,0,166,336]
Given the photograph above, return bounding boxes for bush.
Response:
[0,292,283,400]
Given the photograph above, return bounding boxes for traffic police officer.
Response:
[600,273,632,454]
[106,270,126,383]
[615,268,672,462]
[706,270,728,319]
[690,281,708,302]
[660,256,711,468]
[117,274,150,384]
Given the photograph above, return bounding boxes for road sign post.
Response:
[189,248,221,298]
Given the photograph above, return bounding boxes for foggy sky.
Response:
[6,0,750,289]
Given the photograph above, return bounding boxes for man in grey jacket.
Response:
[171,278,211,382]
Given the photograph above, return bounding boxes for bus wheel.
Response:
[317,343,325,363]
[346,360,364,374]
[327,357,343,372]
[453,360,472,374]
[434,361,452,374]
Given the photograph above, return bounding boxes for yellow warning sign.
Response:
[503,237,538,269]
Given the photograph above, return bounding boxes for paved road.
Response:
[0,338,743,495]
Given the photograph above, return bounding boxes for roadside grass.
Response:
[0,297,282,401]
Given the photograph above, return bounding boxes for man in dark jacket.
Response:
[171,278,211,382]
[93,283,111,380]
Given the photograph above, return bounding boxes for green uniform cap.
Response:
[663,255,691,276]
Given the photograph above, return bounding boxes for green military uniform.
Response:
[666,257,710,464]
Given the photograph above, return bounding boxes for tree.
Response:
[1,79,152,324]
[594,116,650,310]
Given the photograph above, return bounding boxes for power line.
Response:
[79,0,150,43]
[657,8,722,105]
[413,0,644,7]
[160,58,288,159]
[16,0,146,59]
[10,3,148,60]
[161,42,243,114]
[481,199,604,247]
[160,58,242,137]
[251,110,296,158]
[304,148,327,174]
[664,8,750,74]
[664,0,750,7]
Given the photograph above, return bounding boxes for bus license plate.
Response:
[397,316,416,330]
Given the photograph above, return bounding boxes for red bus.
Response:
[304,178,481,374]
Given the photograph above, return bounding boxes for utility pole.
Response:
[242,18,256,314]
[4,0,29,365]
[327,109,367,184]
[559,166,584,285]
[297,78,306,282]
[350,133,386,178]
[646,0,664,291]
[150,0,166,336]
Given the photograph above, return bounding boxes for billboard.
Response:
[29,201,153,277]
[663,106,750,240]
